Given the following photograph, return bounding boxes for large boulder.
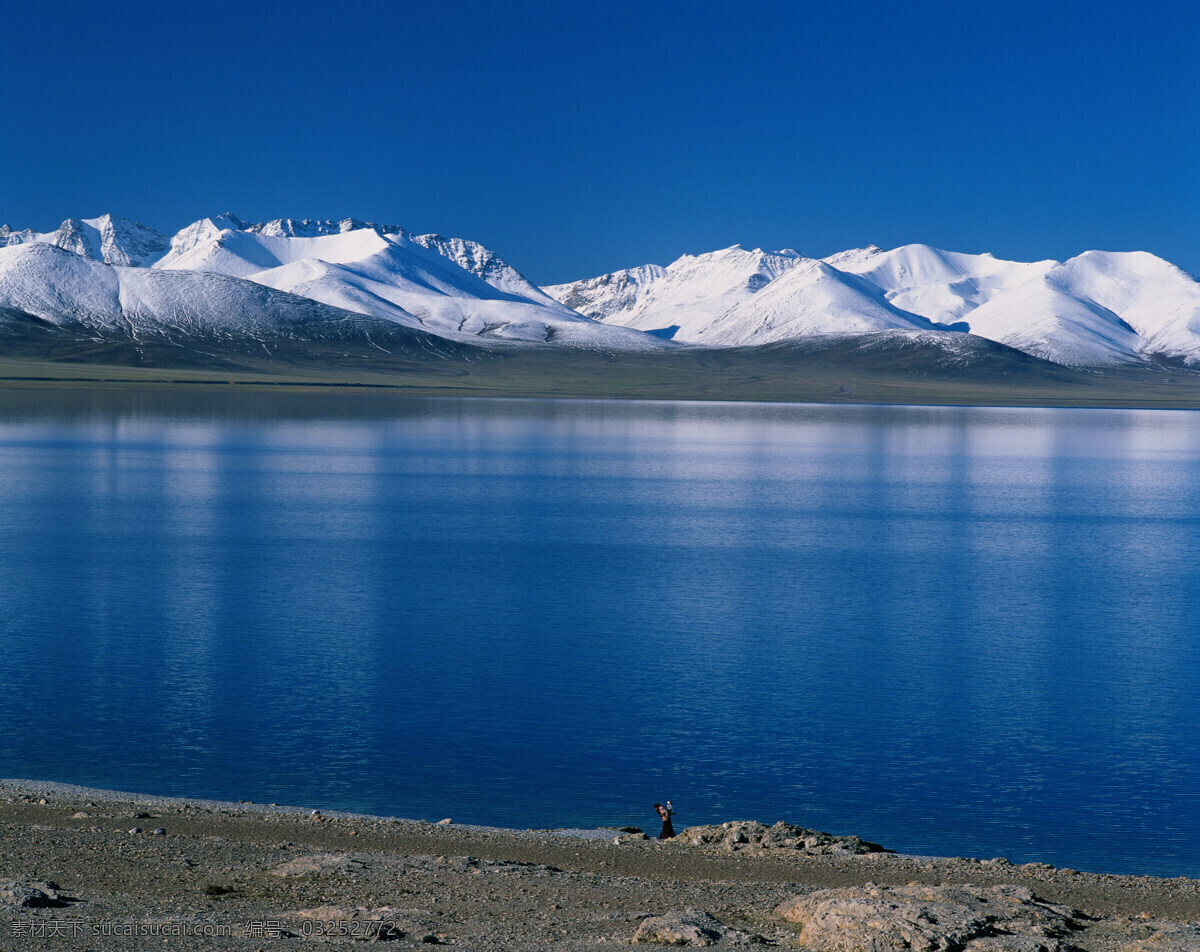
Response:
[677,820,888,854]
[775,883,1080,952]
[0,879,62,907]
[1101,919,1200,952]
[633,908,764,946]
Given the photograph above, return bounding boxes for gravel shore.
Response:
[2,780,1197,951]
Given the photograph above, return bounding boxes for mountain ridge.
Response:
[547,242,1200,367]
[0,215,665,352]
[3,212,1199,371]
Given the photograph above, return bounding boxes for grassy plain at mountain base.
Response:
[3,327,1200,408]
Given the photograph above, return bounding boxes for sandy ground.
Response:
[1,780,1197,951]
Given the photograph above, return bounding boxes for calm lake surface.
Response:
[1,391,1198,876]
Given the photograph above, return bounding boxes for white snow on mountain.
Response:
[1042,251,1200,364]
[4,210,1199,367]
[0,214,170,268]
[159,215,404,264]
[544,244,966,347]
[156,226,395,280]
[544,245,805,340]
[693,259,954,345]
[245,217,400,239]
[549,242,1200,366]
[410,233,559,305]
[0,241,425,343]
[832,244,1200,366]
[161,213,251,260]
[154,219,661,348]
[0,215,665,350]
[830,244,1055,323]
[0,226,37,247]
[546,263,668,324]
[827,243,1138,365]
[158,217,557,305]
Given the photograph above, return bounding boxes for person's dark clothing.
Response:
[654,802,675,840]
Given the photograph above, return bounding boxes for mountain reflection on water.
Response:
[0,391,1197,877]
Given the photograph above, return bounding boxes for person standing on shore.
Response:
[654,801,675,839]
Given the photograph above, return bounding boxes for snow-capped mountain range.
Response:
[0,214,662,351]
[2,212,1198,369]
[547,244,1200,368]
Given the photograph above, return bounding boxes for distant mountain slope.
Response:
[0,242,471,360]
[160,218,558,304]
[0,215,666,351]
[410,233,560,305]
[692,259,956,345]
[833,245,1200,366]
[549,242,1200,367]
[829,244,1055,322]
[544,245,804,340]
[155,220,663,349]
[1043,251,1200,364]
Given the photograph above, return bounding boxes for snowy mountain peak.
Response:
[47,219,94,259]
[166,214,248,258]
[0,225,37,246]
[822,245,884,269]
[131,216,666,349]
[88,214,171,267]
[158,217,541,296]
[668,244,803,267]
[409,233,550,301]
[545,244,809,340]
[544,264,668,322]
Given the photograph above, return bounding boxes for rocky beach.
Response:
[1,780,1197,951]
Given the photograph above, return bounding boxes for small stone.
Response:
[152,828,166,835]
[72,812,89,819]
[129,827,142,835]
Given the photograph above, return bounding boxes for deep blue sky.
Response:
[2,0,1196,283]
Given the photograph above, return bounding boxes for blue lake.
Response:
[0,392,1198,877]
